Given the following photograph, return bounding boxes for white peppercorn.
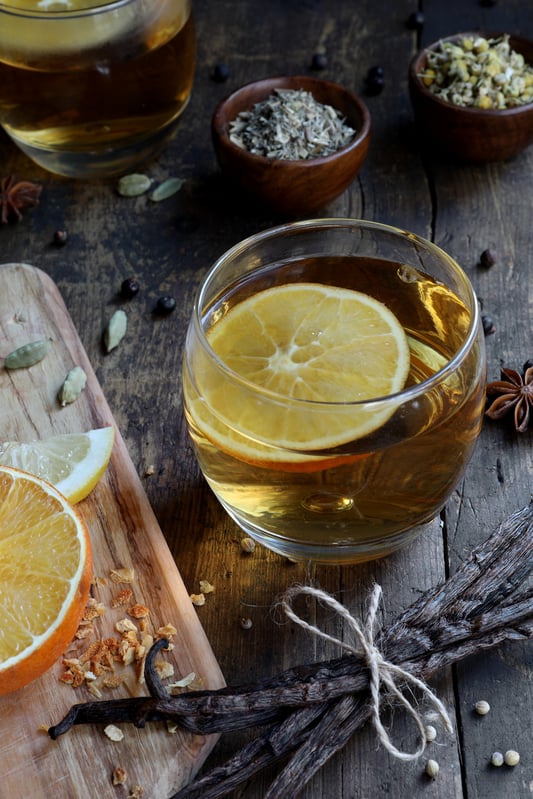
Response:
[491,751,504,767]
[504,750,520,766]
[424,724,437,742]
[425,759,440,779]
[474,699,491,716]
[240,537,256,553]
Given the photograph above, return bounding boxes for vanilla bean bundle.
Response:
[49,503,533,799]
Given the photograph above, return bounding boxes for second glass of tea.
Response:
[183,219,486,564]
[0,0,195,178]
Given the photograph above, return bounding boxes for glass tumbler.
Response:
[0,0,195,178]
[183,218,486,564]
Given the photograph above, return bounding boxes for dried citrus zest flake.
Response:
[102,675,124,689]
[128,603,150,619]
[109,567,135,583]
[74,625,94,640]
[136,652,147,685]
[155,660,174,680]
[157,623,177,639]
[199,580,215,594]
[135,645,146,661]
[112,767,128,786]
[104,724,124,742]
[82,599,106,621]
[88,682,103,698]
[111,588,133,608]
[121,642,136,667]
[168,671,196,691]
[116,618,138,634]
[190,593,205,606]
[129,785,144,799]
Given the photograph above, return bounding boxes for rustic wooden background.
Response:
[1,1,532,797]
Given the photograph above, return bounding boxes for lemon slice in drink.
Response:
[0,427,115,504]
[188,284,409,465]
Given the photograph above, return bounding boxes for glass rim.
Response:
[0,0,134,19]
[193,217,482,408]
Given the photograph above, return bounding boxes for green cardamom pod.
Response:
[58,366,87,406]
[149,177,184,202]
[104,309,127,353]
[4,338,52,369]
[117,173,152,197]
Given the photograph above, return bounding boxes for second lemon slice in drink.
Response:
[188,283,410,462]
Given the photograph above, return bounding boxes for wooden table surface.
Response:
[1,1,532,797]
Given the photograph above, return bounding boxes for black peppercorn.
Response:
[310,52,328,70]
[406,11,424,31]
[364,66,384,96]
[120,277,140,299]
[155,295,176,315]
[367,65,384,79]
[482,315,496,335]
[211,63,231,83]
[479,249,497,268]
[53,229,68,246]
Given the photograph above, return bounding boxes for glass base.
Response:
[4,113,186,179]
[220,500,436,565]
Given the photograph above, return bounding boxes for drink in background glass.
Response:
[0,0,195,178]
[183,219,486,565]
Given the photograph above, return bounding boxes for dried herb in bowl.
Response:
[228,88,356,160]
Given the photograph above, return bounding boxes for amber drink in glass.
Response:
[183,219,486,564]
[0,0,195,178]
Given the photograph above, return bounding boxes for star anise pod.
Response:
[485,363,533,433]
[0,174,43,224]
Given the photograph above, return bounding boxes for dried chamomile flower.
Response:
[419,34,533,109]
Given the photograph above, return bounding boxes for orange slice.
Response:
[186,283,410,466]
[0,465,92,695]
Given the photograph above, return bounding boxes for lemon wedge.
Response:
[187,283,410,464]
[0,427,115,504]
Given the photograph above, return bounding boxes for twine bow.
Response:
[279,583,453,761]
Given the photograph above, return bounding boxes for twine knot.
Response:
[279,583,453,761]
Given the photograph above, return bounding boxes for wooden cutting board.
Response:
[0,264,225,798]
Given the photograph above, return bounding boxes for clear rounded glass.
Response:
[0,0,195,177]
[183,218,486,565]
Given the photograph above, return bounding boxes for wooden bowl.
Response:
[211,75,371,216]
[409,33,533,163]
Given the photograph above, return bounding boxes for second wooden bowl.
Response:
[211,75,371,216]
[409,33,533,163]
